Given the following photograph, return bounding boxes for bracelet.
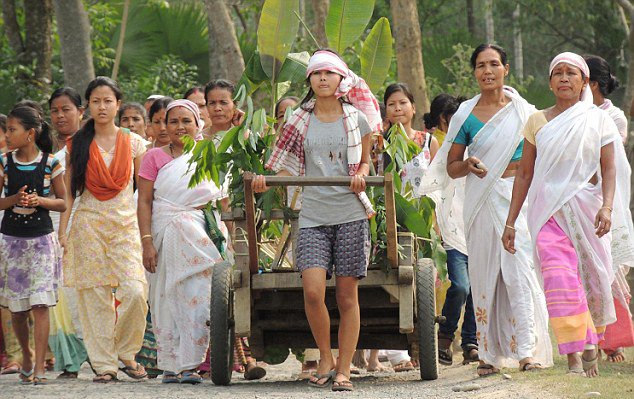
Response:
[504,224,516,231]
[141,234,153,241]
[600,206,613,212]
[58,234,66,240]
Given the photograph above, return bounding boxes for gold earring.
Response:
[27,136,32,142]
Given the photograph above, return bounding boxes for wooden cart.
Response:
[208,173,440,385]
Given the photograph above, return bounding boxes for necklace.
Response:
[169,143,174,158]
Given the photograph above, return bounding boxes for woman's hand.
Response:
[232,108,245,126]
[350,175,366,194]
[26,193,41,208]
[466,156,487,179]
[142,240,158,273]
[595,207,612,237]
[251,174,270,193]
[13,185,29,207]
[58,233,67,253]
[501,225,516,254]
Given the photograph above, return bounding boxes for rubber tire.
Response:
[210,260,235,386]
[416,258,439,380]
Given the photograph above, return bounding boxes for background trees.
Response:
[0,0,629,115]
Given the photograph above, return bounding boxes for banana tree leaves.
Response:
[275,51,310,83]
[257,0,300,80]
[360,17,393,92]
[244,51,269,84]
[325,0,375,54]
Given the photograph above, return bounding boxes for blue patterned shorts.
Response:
[296,219,370,279]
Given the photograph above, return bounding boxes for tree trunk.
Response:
[390,0,429,127]
[311,0,329,48]
[484,0,495,43]
[111,0,130,81]
[512,3,523,82]
[53,0,95,96]
[615,0,634,316]
[466,0,476,37]
[24,0,53,92]
[205,0,245,83]
[1,0,24,55]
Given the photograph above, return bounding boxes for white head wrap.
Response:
[549,52,592,103]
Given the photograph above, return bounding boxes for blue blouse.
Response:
[453,113,524,162]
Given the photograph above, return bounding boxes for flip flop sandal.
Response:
[438,337,453,365]
[93,372,118,383]
[462,345,479,365]
[349,367,361,375]
[566,367,585,376]
[161,371,180,384]
[34,376,48,385]
[393,360,415,372]
[331,373,354,392]
[307,370,334,388]
[1,362,21,375]
[19,369,34,385]
[180,371,203,384]
[476,364,499,378]
[582,352,599,375]
[244,363,266,380]
[520,362,544,372]
[119,363,148,380]
[56,370,78,379]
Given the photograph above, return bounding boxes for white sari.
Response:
[418,87,552,368]
[527,98,630,328]
[148,153,226,373]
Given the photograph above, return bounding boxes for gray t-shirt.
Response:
[299,112,372,228]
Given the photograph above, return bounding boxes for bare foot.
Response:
[605,348,625,363]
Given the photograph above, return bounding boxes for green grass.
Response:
[510,343,634,398]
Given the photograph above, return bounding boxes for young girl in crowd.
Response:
[119,103,149,140]
[147,97,174,148]
[59,76,148,383]
[254,49,381,392]
[0,105,67,385]
[48,87,90,379]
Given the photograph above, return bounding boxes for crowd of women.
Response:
[0,44,632,392]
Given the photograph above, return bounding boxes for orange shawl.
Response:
[82,129,132,201]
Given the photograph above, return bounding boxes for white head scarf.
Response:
[549,52,593,104]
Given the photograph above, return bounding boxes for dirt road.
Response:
[0,357,562,399]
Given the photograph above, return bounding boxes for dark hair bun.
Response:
[607,74,620,94]
[423,112,435,130]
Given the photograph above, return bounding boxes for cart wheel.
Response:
[416,258,438,380]
[210,260,235,385]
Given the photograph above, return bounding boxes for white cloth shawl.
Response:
[527,101,634,267]
[414,86,535,252]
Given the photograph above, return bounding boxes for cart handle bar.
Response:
[253,175,385,187]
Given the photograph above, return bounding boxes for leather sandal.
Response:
[93,372,118,383]
[438,336,453,365]
[462,344,479,365]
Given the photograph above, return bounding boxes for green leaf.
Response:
[257,0,300,80]
[217,125,240,154]
[275,51,310,83]
[251,108,267,136]
[360,17,393,92]
[394,192,431,238]
[325,0,375,54]
[244,51,269,84]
